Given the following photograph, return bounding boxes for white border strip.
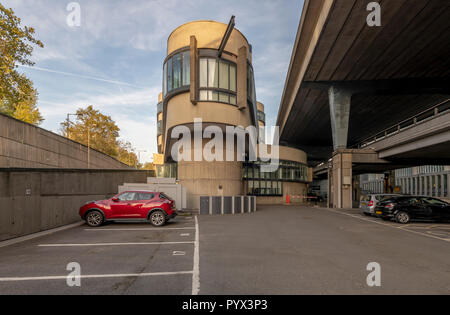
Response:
[38,241,194,247]
[0,222,84,249]
[84,227,195,231]
[192,216,200,295]
[0,271,193,282]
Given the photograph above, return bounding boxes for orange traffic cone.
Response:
[286,195,290,205]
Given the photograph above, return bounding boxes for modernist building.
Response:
[156,20,311,209]
[360,166,450,199]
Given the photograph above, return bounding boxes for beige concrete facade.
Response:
[167,21,251,61]
[159,20,311,209]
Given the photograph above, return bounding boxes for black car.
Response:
[306,192,324,202]
[375,196,450,224]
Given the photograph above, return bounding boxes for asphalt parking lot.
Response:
[334,207,450,241]
[0,216,199,295]
[0,205,449,295]
[198,205,450,294]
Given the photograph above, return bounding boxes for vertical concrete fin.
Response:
[190,36,198,105]
[329,86,352,150]
[237,46,248,110]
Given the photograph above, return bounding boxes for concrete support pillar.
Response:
[332,150,353,209]
[424,176,428,196]
[440,174,445,197]
[329,86,352,150]
[327,165,333,208]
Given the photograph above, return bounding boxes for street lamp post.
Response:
[66,113,96,169]
[136,150,147,169]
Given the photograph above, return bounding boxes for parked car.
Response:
[306,192,324,202]
[359,193,402,216]
[375,196,450,224]
[79,191,177,227]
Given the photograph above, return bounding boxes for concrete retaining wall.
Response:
[0,113,130,169]
[0,169,154,241]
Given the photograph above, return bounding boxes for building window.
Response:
[156,163,178,179]
[157,121,163,136]
[163,50,190,96]
[182,51,190,86]
[247,64,256,105]
[257,110,265,124]
[198,57,237,105]
[157,102,163,114]
[246,180,282,196]
[243,160,308,184]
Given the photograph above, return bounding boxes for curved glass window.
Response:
[157,121,163,136]
[163,50,190,96]
[257,110,265,124]
[199,57,237,105]
[243,160,309,183]
[247,65,257,106]
[157,102,163,114]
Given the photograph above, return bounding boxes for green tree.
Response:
[117,140,139,168]
[61,105,120,157]
[60,105,142,167]
[0,3,44,124]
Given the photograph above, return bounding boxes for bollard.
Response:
[286,195,290,205]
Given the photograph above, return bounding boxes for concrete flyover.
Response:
[277,0,450,207]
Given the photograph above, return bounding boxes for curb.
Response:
[0,221,85,249]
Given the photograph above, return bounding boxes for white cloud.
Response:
[4,0,303,162]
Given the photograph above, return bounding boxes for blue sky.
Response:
[4,0,303,163]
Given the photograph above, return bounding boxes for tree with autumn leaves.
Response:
[0,3,44,125]
[2,6,144,166]
[60,106,141,168]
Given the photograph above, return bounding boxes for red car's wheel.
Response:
[86,210,104,227]
[149,210,166,227]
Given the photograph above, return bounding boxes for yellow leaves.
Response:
[0,3,44,124]
[12,101,43,125]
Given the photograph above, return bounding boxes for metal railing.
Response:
[353,99,450,149]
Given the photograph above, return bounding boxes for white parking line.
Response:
[0,222,84,249]
[173,251,186,256]
[84,227,195,231]
[38,241,194,247]
[322,208,450,243]
[192,216,200,295]
[0,271,193,282]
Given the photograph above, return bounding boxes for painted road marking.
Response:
[0,222,84,249]
[38,241,195,247]
[322,208,450,243]
[180,233,190,237]
[84,227,195,231]
[192,216,200,295]
[173,251,186,256]
[0,271,193,282]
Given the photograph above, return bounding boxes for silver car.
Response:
[360,194,402,216]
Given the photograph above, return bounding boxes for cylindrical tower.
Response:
[160,20,258,209]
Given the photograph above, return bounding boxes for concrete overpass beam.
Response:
[328,86,352,150]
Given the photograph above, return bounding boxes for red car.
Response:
[79,191,177,227]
